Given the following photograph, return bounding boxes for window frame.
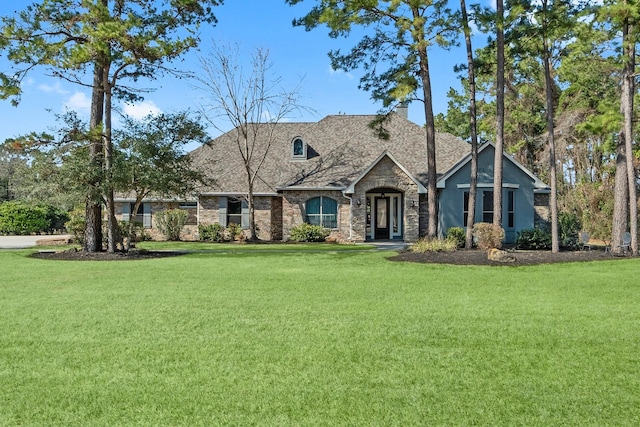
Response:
[305,196,338,229]
[291,137,307,160]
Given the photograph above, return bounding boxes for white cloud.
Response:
[38,81,69,95]
[123,100,162,120]
[64,91,91,112]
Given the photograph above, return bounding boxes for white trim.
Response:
[456,183,520,189]
[436,142,549,190]
[344,150,428,194]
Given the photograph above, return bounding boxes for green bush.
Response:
[0,201,50,235]
[199,223,226,242]
[472,222,504,250]
[289,223,330,242]
[155,209,188,241]
[226,223,244,241]
[412,237,457,253]
[446,227,466,248]
[64,209,86,244]
[559,212,581,250]
[516,228,552,250]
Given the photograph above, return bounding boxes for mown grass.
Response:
[0,246,638,426]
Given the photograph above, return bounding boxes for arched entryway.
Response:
[365,188,403,241]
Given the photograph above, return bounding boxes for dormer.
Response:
[291,137,307,160]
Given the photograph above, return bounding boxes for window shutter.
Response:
[241,200,249,229]
[122,203,130,221]
[218,197,227,226]
[143,203,152,228]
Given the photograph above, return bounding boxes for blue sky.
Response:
[0,1,490,146]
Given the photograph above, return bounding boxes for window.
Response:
[179,202,197,226]
[507,190,515,228]
[463,191,469,227]
[218,197,249,229]
[306,196,337,228]
[122,202,152,228]
[227,198,243,226]
[291,137,306,159]
[482,191,493,223]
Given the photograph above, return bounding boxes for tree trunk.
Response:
[84,62,104,252]
[247,181,256,241]
[417,44,438,238]
[612,143,629,253]
[622,16,637,255]
[493,0,505,233]
[542,0,559,253]
[104,69,117,253]
[461,0,478,249]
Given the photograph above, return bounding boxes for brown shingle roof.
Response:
[190,114,470,194]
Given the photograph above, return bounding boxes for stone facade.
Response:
[281,190,349,241]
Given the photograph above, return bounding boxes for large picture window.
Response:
[306,196,338,228]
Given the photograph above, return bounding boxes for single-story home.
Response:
[115,112,550,243]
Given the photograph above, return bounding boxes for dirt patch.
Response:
[30,248,185,261]
[389,248,627,266]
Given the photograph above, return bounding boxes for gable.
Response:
[436,142,549,191]
[344,151,427,194]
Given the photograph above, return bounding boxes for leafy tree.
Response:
[113,112,209,250]
[196,44,307,241]
[0,0,223,251]
[287,0,458,238]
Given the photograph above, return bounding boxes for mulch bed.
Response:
[30,249,185,261]
[30,246,629,265]
[389,248,626,266]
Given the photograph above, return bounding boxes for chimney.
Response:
[396,103,408,119]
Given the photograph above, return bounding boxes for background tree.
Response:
[0,0,222,252]
[113,112,209,250]
[287,0,457,238]
[196,44,307,241]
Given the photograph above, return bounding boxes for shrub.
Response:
[411,237,457,253]
[199,223,226,242]
[64,209,86,244]
[446,227,466,248]
[0,201,50,235]
[289,223,330,242]
[155,209,188,241]
[516,228,552,250]
[472,222,504,251]
[559,211,581,250]
[226,223,244,241]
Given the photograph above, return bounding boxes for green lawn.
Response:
[1,245,638,426]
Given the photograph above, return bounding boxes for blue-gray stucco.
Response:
[438,144,546,244]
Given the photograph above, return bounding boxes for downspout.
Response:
[343,192,354,240]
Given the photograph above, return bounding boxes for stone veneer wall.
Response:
[534,192,550,228]
[197,195,276,241]
[281,190,349,241]
[350,156,422,242]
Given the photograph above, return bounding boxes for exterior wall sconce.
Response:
[356,199,361,206]
[410,200,416,207]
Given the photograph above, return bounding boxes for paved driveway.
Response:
[0,235,73,249]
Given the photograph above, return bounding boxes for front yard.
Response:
[1,245,638,425]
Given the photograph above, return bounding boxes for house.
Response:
[115,113,550,243]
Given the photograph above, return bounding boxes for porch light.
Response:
[411,200,416,207]
[356,199,361,206]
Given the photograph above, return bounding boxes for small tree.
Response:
[113,112,208,250]
[196,44,307,241]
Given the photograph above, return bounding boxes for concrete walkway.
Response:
[0,235,73,249]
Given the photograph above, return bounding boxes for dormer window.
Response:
[291,137,307,160]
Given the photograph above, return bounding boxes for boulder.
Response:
[488,248,516,263]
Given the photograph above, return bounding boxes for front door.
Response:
[375,197,390,239]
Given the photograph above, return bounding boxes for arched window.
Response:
[306,196,338,228]
[291,137,306,159]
